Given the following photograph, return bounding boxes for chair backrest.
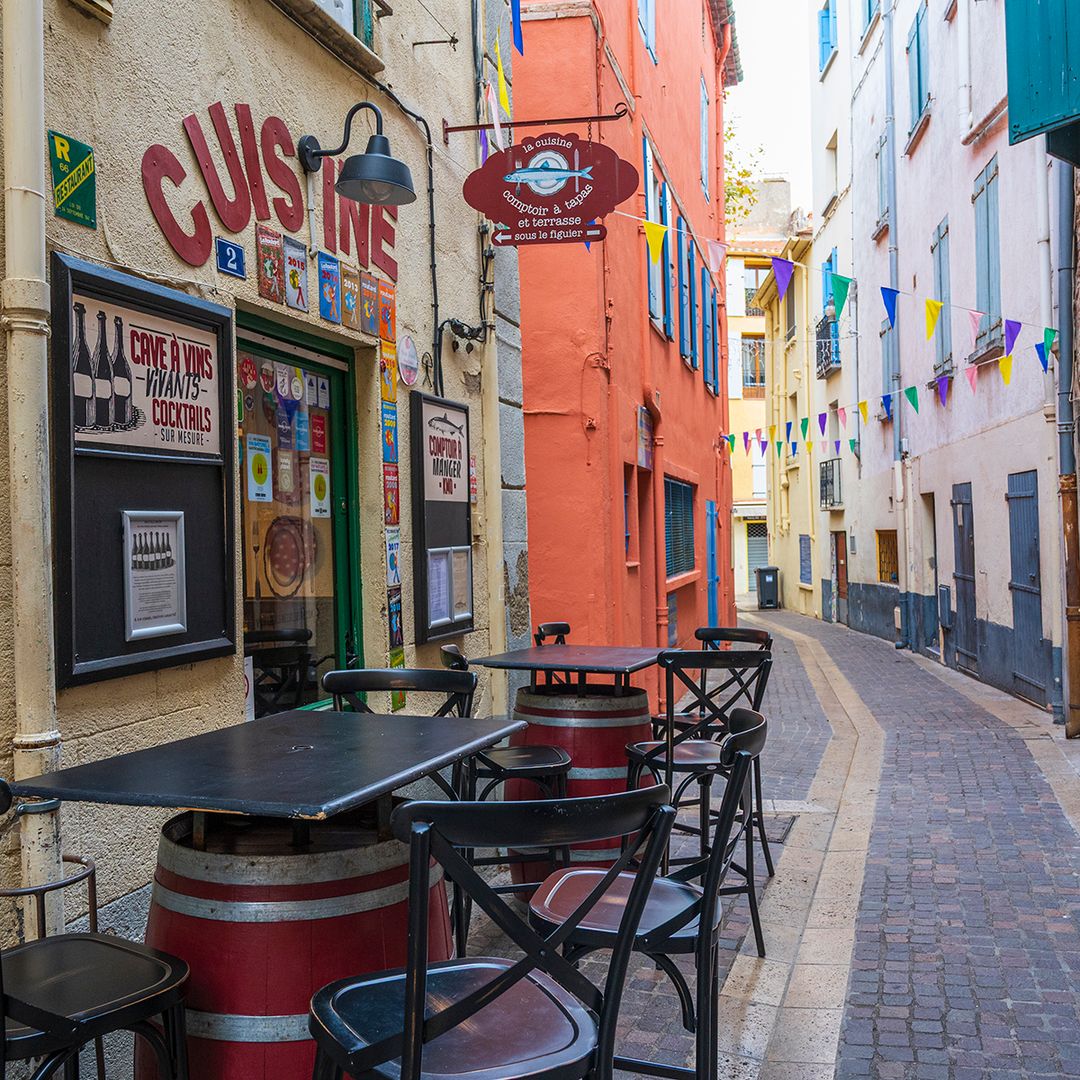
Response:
[695,626,772,652]
[534,621,570,646]
[440,644,469,672]
[372,786,674,1080]
[244,628,314,649]
[321,668,477,717]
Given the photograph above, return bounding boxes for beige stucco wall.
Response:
[0,0,506,911]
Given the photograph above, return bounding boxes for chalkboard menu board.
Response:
[51,253,236,686]
[410,391,474,643]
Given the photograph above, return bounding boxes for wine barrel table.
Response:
[507,685,652,877]
[136,812,452,1080]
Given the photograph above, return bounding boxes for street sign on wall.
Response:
[48,130,97,229]
[463,131,638,247]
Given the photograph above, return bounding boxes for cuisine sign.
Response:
[463,132,639,247]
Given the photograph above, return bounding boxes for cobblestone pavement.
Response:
[470,609,1080,1079]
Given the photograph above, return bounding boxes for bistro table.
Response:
[8,710,524,1080]
[471,643,662,692]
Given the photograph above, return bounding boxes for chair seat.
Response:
[627,739,728,771]
[3,933,188,1053]
[529,869,719,951]
[309,957,597,1080]
[476,745,572,776]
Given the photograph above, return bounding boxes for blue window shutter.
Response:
[689,243,698,369]
[677,219,688,356]
[644,139,659,319]
[661,183,673,339]
[918,4,929,110]
[711,287,720,394]
[907,17,920,128]
[829,0,837,51]
[986,158,1001,321]
[819,6,830,70]
[701,265,710,381]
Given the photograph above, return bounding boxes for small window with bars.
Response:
[876,529,899,584]
[742,338,766,397]
[664,477,695,578]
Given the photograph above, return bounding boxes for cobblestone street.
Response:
[473,610,1080,1078]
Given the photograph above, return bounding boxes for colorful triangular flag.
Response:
[858,400,869,424]
[785,421,793,442]
[706,240,727,273]
[849,437,857,453]
[881,393,893,421]
[728,434,735,451]
[837,406,847,430]
[768,425,777,442]
[936,375,950,406]
[755,428,762,441]
[584,218,596,251]
[968,310,983,350]
[904,385,919,413]
[1004,318,1022,356]
[776,441,783,458]
[772,257,795,301]
[1045,327,1058,360]
[818,412,827,436]
[881,287,899,328]
[511,0,523,54]
[486,83,504,150]
[800,417,809,440]
[834,439,841,455]
[479,127,489,164]
[495,37,511,115]
[643,220,667,264]
[759,438,768,455]
[925,299,943,340]
[805,440,814,454]
[1035,342,1048,372]
[790,441,798,456]
[831,274,852,318]
[965,365,978,392]
[1000,354,1013,385]
[743,431,751,454]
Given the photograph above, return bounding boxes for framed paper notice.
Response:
[122,511,187,641]
[427,549,452,628]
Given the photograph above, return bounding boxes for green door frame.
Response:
[236,312,364,690]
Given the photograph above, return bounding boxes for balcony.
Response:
[816,315,841,378]
[820,457,843,510]
[744,286,764,317]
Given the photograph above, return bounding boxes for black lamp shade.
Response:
[335,134,416,206]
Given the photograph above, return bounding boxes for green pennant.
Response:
[904,385,919,413]
[728,434,735,451]
[1045,327,1058,356]
[800,416,809,439]
[848,437,857,453]
[831,273,852,318]
[776,441,783,458]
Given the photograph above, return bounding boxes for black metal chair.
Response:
[0,783,190,1080]
[534,621,573,687]
[530,712,766,1080]
[308,785,675,1080]
[626,650,772,955]
[245,628,313,716]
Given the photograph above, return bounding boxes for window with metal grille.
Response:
[664,477,695,578]
[785,282,796,342]
[742,338,765,397]
[876,529,899,584]
[743,264,768,316]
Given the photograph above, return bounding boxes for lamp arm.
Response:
[298,102,385,174]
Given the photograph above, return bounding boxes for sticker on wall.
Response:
[398,336,419,387]
[378,280,396,342]
[239,354,258,391]
[276,450,296,497]
[386,526,401,587]
[295,410,310,452]
[317,377,330,410]
[290,367,304,401]
[284,236,309,311]
[388,588,403,648]
[381,400,398,463]
[342,265,360,330]
[276,407,294,450]
[274,362,291,401]
[260,362,275,394]
[311,412,327,455]
[48,130,96,229]
[310,457,331,518]
[380,341,398,404]
[383,463,400,525]
[470,454,478,504]
[256,224,285,303]
[360,273,379,336]
[318,252,341,323]
[305,372,318,406]
[246,434,272,502]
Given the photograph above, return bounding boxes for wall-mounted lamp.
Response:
[298,102,416,206]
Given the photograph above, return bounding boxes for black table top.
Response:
[9,712,524,820]
[470,644,662,675]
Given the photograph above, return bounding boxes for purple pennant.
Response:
[818,411,827,436]
[881,393,893,421]
[772,258,795,302]
[511,0,523,54]
[937,374,950,406]
[480,128,489,164]
[1035,342,1048,372]
[743,431,751,453]
[1005,318,1022,356]
[834,439,841,455]
[881,287,899,328]
[759,438,769,456]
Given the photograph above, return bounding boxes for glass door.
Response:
[237,333,360,712]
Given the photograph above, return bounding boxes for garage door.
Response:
[747,521,769,592]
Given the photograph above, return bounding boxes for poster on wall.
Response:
[386,526,401,587]
[122,510,187,642]
[360,273,379,335]
[256,224,285,302]
[246,434,272,501]
[68,291,223,458]
[318,253,341,324]
[342,265,360,330]
[411,391,473,642]
[381,401,398,463]
[380,341,398,403]
[310,457,331,517]
[383,463,400,525]
[378,280,396,341]
[284,237,309,311]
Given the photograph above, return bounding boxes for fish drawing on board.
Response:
[504,162,593,184]
[428,413,464,436]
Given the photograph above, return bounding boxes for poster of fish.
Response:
[381,400,398,463]
[341,265,360,330]
[283,236,308,311]
[360,273,379,336]
[378,280,396,342]
[383,462,399,525]
[380,341,398,404]
[256,225,285,303]
[317,252,341,324]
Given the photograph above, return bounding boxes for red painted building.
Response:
[516,0,741,690]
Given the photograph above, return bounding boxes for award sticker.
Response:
[310,457,331,518]
[246,434,272,502]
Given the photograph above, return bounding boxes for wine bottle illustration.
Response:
[111,316,133,430]
[71,303,95,430]
[92,310,113,430]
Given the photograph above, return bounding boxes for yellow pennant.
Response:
[768,424,776,442]
[925,299,944,340]
[805,440,814,454]
[999,353,1013,385]
[643,220,668,264]
[495,37,511,115]
[858,400,869,424]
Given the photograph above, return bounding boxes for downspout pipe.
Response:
[2,0,63,922]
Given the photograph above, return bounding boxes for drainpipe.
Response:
[956,0,973,136]
[801,261,815,615]
[2,0,63,924]
[1056,163,1080,737]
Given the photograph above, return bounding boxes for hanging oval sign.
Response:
[463,132,639,247]
[399,335,420,387]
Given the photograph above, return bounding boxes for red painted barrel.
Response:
[137,813,452,1080]
[508,686,651,877]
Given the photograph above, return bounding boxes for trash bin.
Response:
[756,566,780,609]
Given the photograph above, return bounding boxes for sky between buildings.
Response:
[727,0,813,213]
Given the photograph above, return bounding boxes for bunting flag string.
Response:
[706,240,727,272]
[817,412,827,436]
[925,299,943,340]
[1000,354,1013,386]
[904,386,920,413]
[743,431,751,454]
[643,220,667,264]
[881,394,893,421]
[485,83,504,150]
[495,37,511,115]
[800,417,809,440]
[965,365,979,392]
[968,310,983,350]
[838,406,847,429]
[832,274,853,318]
[936,375,950,407]
[881,287,899,328]
[773,257,795,301]
[1005,318,1022,357]
[511,0,523,54]
[859,400,869,424]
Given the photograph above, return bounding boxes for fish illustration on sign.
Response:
[428,412,465,436]
[504,155,593,194]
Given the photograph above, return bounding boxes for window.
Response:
[931,217,952,370]
[973,155,1002,351]
[701,266,713,388]
[825,132,839,208]
[700,77,710,198]
[818,247,840,374]
[875,132,889,232]
[661,184,673,338]
[643,139,664,327]
[665,477,695,577]
[799,534,812,584]
[876,529,899,584]
[667,592,678,646]
[785,277,796,342]
[638,0,657,59]
[863,0,879,31]
[744,264,768,316]
[742,337,766,397]
[818,0,837,71]
[907,2,930,133]
[678,219,690,356]
[710,287,720,395]
[314,0,376,46]
[623,466,633,557]
[688,241,699,369]
[751,443,767,498]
